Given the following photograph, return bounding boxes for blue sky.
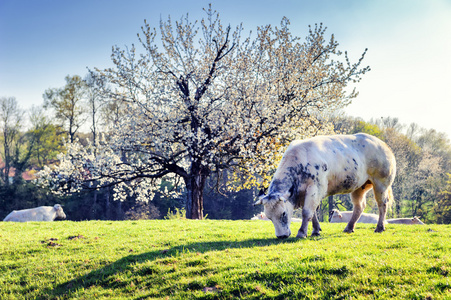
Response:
[1,0,450,138]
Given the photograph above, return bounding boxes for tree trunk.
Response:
[116,200,123,220]
[185,162,209,219]
[105,186,111,220]
[91,189,98,220]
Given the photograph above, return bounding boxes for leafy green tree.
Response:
[43,75,87,143]
[382,128,421,217]
[0,97,24,186]
[28,106,64,168]
[435,173,451,224]
[333,117,383,138]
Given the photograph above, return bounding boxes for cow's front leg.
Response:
[296,208,311,238]
[311,211,321,236]
[296,185,319,238]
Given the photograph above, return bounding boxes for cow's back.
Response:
[330,210,386,224]
[329,210,352,223]
[357,213,380,224]
[387,217,424,225]
[3,211,17,222]
[3,206,55,222]
[286,133,395,196]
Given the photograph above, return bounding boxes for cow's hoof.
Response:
[374,226,385,233]
[343,228,354,233]
[296,232,307,239]
[311,232,321,237]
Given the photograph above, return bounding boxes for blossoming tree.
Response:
[39,7,369,219]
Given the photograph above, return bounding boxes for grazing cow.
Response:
[386,217,424,225]
[3,204,66,222]
[329,209,387,224]
[254,133,396,239]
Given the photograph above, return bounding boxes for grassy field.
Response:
[0,219,450,299]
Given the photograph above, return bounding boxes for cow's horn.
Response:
[253,199,263,206]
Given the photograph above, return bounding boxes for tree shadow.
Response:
[43,237,302,299]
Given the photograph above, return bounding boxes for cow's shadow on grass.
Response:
[44,237,304,299]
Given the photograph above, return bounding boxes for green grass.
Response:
[0,220,450,299]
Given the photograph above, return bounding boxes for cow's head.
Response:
[329,209,341,222]
[54,204,66,220]
[254,191,293,239]
[412,216,424,225]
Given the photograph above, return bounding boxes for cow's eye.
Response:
[281,211,288,224]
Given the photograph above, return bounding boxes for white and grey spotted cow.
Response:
[254,133,396,239]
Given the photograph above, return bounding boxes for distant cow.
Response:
[3,204,66,222]
[386,217,424,225]
[251,212,270,220]
[329,209,387,224]
[254,133,396,239]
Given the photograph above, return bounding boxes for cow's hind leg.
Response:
[374,183,393,233]
[311,211,321,236]
[344,181,372,233]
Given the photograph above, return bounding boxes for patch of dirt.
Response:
[41,238,58,244]
[68,235,85,240]
[40,238,62,247]
[47,241,62,247]
[203,286,221,293]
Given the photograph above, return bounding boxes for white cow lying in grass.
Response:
[3,204,66,222]
[251,212,270,220]
[386,217,424,225]
[329,209,387,224]
[254,133,396,239]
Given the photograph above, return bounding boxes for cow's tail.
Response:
[386,186,394,211]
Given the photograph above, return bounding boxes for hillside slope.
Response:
[0,220,450,299]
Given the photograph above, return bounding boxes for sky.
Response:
[1,0,450,138]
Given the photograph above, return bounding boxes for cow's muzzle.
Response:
[277,234,290,239]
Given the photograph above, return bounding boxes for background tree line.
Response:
[1,87,450,223]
